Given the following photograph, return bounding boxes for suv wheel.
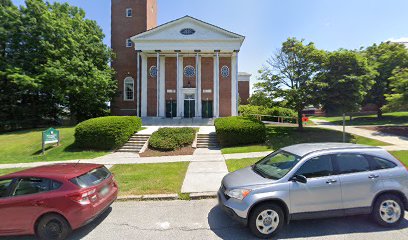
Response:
[36,214,71,240]
[249,203,284,238]
[372,194,405,227]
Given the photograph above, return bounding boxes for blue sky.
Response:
[11,0,408,88]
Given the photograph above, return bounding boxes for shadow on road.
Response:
[0,207,112,240]
[208,205,408,239]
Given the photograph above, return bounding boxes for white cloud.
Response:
[387,37,408,43]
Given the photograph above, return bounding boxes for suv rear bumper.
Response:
[217,189,247,225]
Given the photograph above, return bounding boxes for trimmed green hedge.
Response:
[214,116,266,147]
[75,116,142,150]
[149,127,196,151]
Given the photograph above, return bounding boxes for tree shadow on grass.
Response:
[265,126,355,150]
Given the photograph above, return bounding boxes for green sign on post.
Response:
[42,128,60,155]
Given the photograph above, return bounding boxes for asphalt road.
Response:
[2,199,408,240]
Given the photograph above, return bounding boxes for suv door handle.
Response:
[368,174,380,179]
[326,179,337,184]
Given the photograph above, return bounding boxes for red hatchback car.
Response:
[0,163,118,240]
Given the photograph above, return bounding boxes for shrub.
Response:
[75,116,142,150]
[214,116,266,147]
[149,127,197,151]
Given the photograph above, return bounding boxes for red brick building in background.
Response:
[111,0,250,118]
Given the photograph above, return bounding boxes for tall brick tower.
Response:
[111,0,157,115]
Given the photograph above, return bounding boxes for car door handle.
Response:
[326,179,337,184]
[368,174,380,179]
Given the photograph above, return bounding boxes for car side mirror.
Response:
[290,175,307,184]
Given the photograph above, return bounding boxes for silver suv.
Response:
[218,143,408,238]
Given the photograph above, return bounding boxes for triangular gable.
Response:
[131,16,245,41]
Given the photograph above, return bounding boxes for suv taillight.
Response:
[68,188,96,205]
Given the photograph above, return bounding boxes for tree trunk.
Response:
[297,110,303,131]
[377,107,383,119]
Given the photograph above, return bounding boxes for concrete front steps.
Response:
[196,133,219,148]
[116,134,150,153]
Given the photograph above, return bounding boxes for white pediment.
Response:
[131,16,244,52]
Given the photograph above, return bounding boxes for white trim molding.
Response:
[159,56,166,117]
[141,54,148,117]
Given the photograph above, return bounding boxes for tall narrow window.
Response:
[126,8,132,17]
[124,77,134,101]
[126,39,132,48]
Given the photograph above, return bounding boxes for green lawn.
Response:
[226,158,262,172]
[391,151,408,166]
[0,168,26,176]
[0,127,110,164]
[313,112,408,126]
[110,162,189,196]
[221,126,389,154]
[222,145,272,154]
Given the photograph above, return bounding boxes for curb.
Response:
[189,192,218,200]
[116,192,218,202]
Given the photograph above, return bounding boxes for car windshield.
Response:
[253,150,301,180]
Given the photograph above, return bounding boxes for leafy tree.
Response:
[248,91,274,107]
[0,0,115,130]
[255,38,325,129]
[316,50,375,115]
[383,67,408,111]
[363,42,408,118]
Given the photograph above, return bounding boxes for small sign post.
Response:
[42,128,60,155]
[342,113,346,143]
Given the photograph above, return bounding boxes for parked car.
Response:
[218,143,408,238]
[0,163,118,240]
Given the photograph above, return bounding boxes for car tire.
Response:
[372,194,405,227]
[36,213,72,240]
[248,203,284,239]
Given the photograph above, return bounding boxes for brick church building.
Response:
[111,0,250,118]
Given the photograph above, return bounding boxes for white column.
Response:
[231,53,238,116]
[213,52,220,118]
[159,56,166,117]
[141,53,148,117]
[196,53,202,117]
[177,53,184,117]
[156,52,160,117]
[235,51,239,116]
[136,51,140,116]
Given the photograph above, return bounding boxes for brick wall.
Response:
[165,57,177,101]
[201,57,214,101]
[111,0,157,115]
[147,57,157,116]
[219,57,231,116]
[183,57,196,88]
[238,81,250,105]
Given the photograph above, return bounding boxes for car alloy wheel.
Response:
[379,200,401,224]
[255,209,280,235]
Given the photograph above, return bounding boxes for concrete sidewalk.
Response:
[311,119,408,150]
[181,149,228,193]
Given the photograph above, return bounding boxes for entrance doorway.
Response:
[184,94,195,118]
[202,100,213,118]
[166,100,177,118]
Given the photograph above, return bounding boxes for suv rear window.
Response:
[70,167,111,188]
